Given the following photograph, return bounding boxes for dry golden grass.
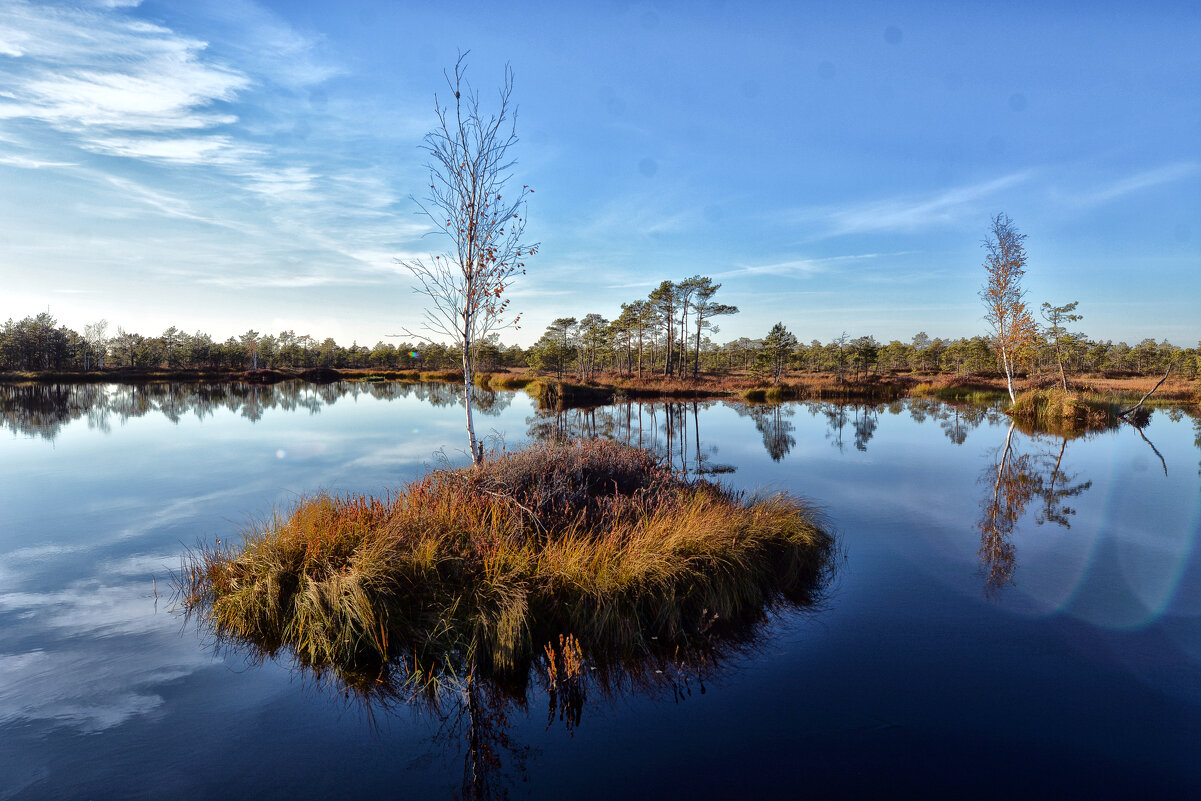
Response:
[178,440,833,685]
[476,372,535,390]
[1071,375,1197,402]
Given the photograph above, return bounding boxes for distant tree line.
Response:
[526,276,738,380]
[519,274,1198,383]
[3,303,1198,382]
[0,313,522,373]
[528,317,1198,383]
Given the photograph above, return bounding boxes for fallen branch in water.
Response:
[1128,422,1168,476]
[1117,364,1172,418]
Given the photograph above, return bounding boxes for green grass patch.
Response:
[1008,388,1115,432]
[764,386,791,403]
[740,385,805,403]
[177,440,833,687]
[471,371,532,391]
[418,370,463,382]
[524,379,614,408]
[912,380,1005,404]
[486,373,534,390]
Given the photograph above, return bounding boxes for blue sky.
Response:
[1,0,1197,348]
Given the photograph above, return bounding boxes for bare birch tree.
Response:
[399,53,537,463]
[980,213,1037,403]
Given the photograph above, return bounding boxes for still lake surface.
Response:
[2,381,1200,799]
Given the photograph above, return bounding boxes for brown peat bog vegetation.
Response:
[177,439,834,695]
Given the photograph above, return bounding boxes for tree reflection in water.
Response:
[0,381,511,440]
[905,398,996,446]
[527,397,1000,467]
[1196,414,1201,476]
[732,402,797,461]
[527,400,735,476]
[977,422,1093,598]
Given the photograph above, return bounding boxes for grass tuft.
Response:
[524,379,614,408]
[1007,388,1115,432]
[486,373,535,390]
[178,440,833,682]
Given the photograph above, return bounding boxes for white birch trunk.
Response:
[463,329,481,465]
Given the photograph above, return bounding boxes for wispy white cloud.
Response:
[0,0,432,313]
[503,285,576,300]
[194,0,342,89]
[96,173,253,229]
[578,191,705,240]
[197,272,382,289]
[1060,162,1200,207]
[714,251,916,280]
[81,134,261,165]
[346,247,429,276]
[796,172,1033,238]
[6,62,244,131]
[0,2,250,166]
[716,258,827,279]
[0,154,77,169]
[239,165,318,199]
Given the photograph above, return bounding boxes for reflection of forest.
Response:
[1161,406,1201,476]
[904,398,999,445]
[0,381,511,440]
[526,397,1014,468]
[976,423,1093,597]
[526,400,735,475]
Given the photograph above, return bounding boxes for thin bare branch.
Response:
[1118,362,1172,417]
[397,52,538,463]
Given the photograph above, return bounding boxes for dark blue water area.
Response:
[2,383,1199,799]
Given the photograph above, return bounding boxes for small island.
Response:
[179,438,834,680]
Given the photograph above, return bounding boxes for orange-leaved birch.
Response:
[980,213,1037,404]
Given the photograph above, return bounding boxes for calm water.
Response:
[2,382,1200,799]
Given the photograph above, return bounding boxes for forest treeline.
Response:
[3,275,1199,380]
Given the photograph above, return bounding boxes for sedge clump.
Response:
[178,439,833,684]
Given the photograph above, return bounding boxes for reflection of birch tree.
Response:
[977,424,1092,597]
[453,676,530,801]
[979,423,1027,595]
